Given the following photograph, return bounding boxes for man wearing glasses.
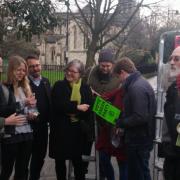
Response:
[25,55,51,180]
[162,46,180,180]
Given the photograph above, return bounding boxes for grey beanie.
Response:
[98,49,115,63]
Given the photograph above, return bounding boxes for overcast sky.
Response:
[143,0,180,9]
[53,0,180,13]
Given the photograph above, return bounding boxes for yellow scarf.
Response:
[70,79,82,105]
[69,79,82,122]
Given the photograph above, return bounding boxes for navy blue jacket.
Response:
[117,71,156,143]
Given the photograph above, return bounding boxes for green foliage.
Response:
[0,3,13,42]
[0,40,39,58]
[5,0,57,40]
[121,49,155,66]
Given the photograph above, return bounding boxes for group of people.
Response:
[0,46,179,180]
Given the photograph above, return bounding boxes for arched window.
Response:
[51,47,56,62]
[73,26,77,49]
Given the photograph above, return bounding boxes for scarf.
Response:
[69,79,82,122]
[70,79,82,105]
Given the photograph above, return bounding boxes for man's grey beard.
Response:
[169,67,180,78]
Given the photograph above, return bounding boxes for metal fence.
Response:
[0,64,65,86]
[0,63,157,85]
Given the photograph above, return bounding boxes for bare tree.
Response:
[71,0,144,68]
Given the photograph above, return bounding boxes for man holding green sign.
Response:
[84,49,127,180]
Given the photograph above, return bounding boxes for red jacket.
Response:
[95,88,127,161]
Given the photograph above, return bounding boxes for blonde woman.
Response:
[0,55,37,180]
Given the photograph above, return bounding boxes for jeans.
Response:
[29,124,48,180]
[99,151,115,180]
[55,157,85,180]
[0,140,32,180]
[127,141,153,180]
[117,161,128,180]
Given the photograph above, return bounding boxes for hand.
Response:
[114,127,124,136]
[77,104,90,112]
[5,113,26,126]
[90,87,101,96]
[25,94,37,107]
[26,113,38,121]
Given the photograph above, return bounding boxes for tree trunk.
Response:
[85,39,98,69]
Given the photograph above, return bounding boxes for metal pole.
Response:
[65,0,69,65]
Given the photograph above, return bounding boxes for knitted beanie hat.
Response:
[98,49,115,63]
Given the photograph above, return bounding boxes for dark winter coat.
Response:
[163,81,180,157]
[29,77,51,126]
[0,84,33,142]
[96,88,127,161]
[49,79,93,159]
[117,71,156,144]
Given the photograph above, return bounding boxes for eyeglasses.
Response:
[65,69,79,74]
[169,56,180,62]
[28,64,41,69]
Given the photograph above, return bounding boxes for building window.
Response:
[51,47,56,62]
[73,26,77,49]
[83,34,89,49]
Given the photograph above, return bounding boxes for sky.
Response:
[143,0,180,9]
[138,0,180,17]
[53,0,180,14]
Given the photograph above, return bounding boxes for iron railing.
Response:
[0,64,65,86]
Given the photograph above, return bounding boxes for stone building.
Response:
[36,0,138,65]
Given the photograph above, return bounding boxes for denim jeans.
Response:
[99,151,115,180]
[127,141,153,180]
[117,160,128,180]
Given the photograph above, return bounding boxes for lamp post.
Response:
[64,0,69,65]
[58,0,69,65]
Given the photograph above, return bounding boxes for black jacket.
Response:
[117,71,156,143]
[164,82,180,156]
[0,84,33,142]
[29,77,51,126]
[49,79,93,159]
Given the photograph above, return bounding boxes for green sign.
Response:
[92,96,121,125]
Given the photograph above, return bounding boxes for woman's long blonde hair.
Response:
[7,55,32,97]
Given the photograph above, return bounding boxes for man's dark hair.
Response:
[25,54,39,61]
[113,57,136,74]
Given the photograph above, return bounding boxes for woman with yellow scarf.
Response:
[49,59,93,180]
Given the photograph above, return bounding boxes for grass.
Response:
[41,70,64,85]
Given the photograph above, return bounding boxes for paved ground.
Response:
[37,144,164,180]
[38,143,120,180]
